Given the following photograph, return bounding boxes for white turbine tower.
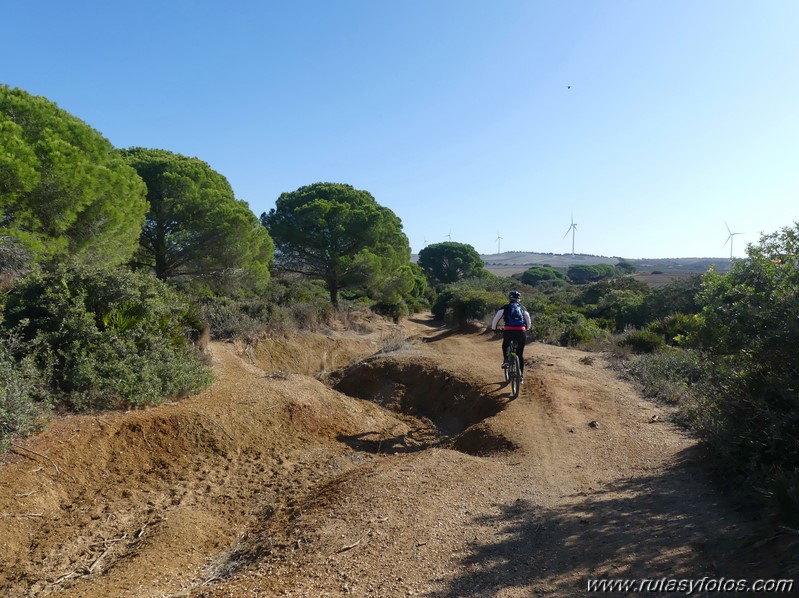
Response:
[723,222,743,259]
[563,214,577,257]
[496,231,503,254]
[445,229,452,242]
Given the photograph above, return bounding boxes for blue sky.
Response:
[3,1,797,258]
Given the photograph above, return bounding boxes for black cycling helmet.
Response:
[508,290,521,301]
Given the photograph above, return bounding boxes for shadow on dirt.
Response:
[337,428,447,455]
[407,317,446,329]
[434,447,770,597]
[417,321,486,343]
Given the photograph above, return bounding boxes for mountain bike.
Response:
[504,339,522,399]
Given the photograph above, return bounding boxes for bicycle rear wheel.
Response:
[504,341,516,382]
[510,355,521,398]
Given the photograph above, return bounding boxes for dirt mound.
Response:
[327,353,519,456]
[452,420,520,455]
[0,338,409,598]
[328,355,504,435]
[248,332,383,376]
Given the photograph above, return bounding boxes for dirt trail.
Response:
[0,318,774,597]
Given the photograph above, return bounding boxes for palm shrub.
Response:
[646,313,700,346]
[1,263,212,411]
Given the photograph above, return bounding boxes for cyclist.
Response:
[491,290,532,383]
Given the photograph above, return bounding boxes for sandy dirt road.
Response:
[0,318,776,597]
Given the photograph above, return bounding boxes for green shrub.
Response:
[0,343,49,450]
[646,313,699,346]
[201,277,340,338]
[558,314,609,347]
[1,264,212,411]
[624,347,705,404]
[686,226,799,495]
[371,300,410,323]
[432,283,505,327]
[530,308,608,347]
[640,274,703,321]
[288,299,335,331]
[567,263,616,284]
[592,290,647,331]
[201,297,265,339]
[520,266,566,286]
[618,329,664,353]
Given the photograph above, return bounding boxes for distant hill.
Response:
[411,250,733,276]
[478,251,732,276]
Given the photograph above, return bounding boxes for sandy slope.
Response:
[0,318,776,597]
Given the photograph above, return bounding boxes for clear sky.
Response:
[3,1,797,258]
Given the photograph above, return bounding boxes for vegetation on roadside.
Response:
[1,264,213,413]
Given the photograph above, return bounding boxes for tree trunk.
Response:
[328,279,339,310]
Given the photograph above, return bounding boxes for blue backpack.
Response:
[504,302,525,327]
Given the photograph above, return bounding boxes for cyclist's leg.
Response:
[501,332,511,365]
[514,331,527,377]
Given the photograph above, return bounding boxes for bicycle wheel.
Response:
[503,341,515,382]
[510,355,521,398]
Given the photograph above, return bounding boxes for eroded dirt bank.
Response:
[0,319,779,597]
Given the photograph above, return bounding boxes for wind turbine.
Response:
[563,214,577,257]
[445,229,452,242]
[722,222,743,259]
[495,231,503,254]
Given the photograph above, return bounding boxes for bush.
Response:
[520,266,566,286]
[1,264,212,411]
[617,329,664,353]
[558,314,609,347]
[592,290,647,331]
[567,263,616,284]
[531,308,609,347]
[201,277,341,339]
[0,236,33,291]
[646,313,699,346]
[687,225,799,489]
[641,275,703,321]
[432,283,505,328]
[0,342,48,450]
[201,297,266,340]
[624,348,705,404]
[371,300,409,323]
